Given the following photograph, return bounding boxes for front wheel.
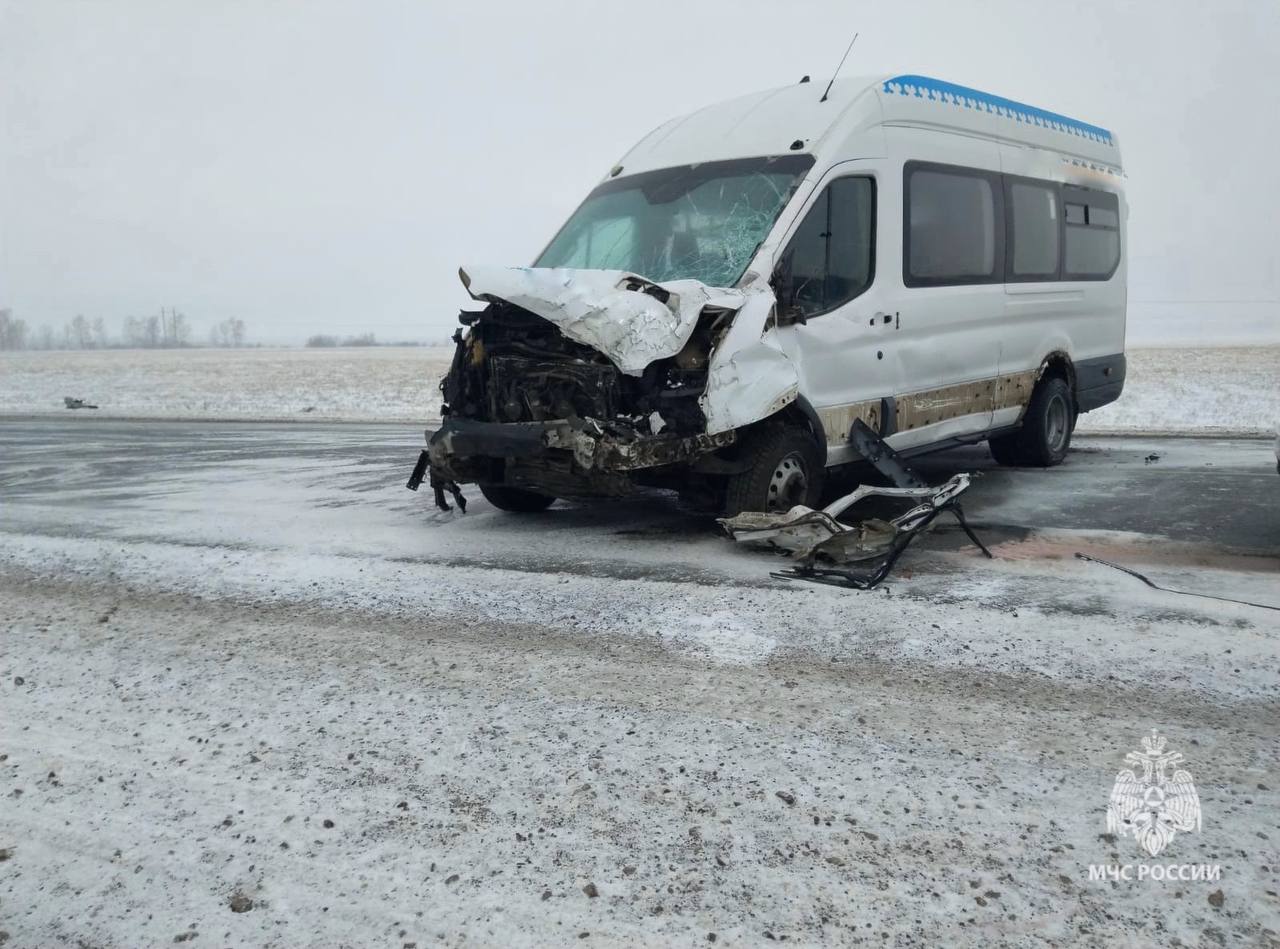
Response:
[723,424,825,517]
[478,483,556,513]
[989,376,1075,467]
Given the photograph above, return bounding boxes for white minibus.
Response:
[416,74,1126,515]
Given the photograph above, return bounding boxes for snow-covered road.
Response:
[1,420,1277,947]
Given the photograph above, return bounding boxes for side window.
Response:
[778,176,875,320]
[1063,185,1121,279]
[826,177,875,306]
[1007,180,1060,279]
[786,190,830,316]
[905,164,1002,286]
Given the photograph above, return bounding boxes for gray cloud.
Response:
[2,0,1276,343]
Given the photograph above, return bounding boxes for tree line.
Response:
[305,332,377,347]
[0,308,248,351]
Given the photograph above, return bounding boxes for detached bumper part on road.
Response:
[407,417,735,510]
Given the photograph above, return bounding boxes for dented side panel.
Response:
[699,295,800,436]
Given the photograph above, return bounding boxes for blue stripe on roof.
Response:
[882,74,1114,145]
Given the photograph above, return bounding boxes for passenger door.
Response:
[890,157,1007,450]
[772,163,897,465]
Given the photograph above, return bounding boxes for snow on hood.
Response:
[459,265,749,376]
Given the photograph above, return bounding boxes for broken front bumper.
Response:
[406,417,735,497]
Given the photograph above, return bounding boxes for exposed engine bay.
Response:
[442,295,719,438]
[408,267,789,508]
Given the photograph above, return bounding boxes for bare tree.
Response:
[0,309,28,350]
[64,314,92,349]
[209,318,247,347]
[122,316,144,347]
[171,311,190,347]
[0,309,29,350]
[91,316,108,348]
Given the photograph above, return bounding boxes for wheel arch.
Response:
[1035,351,1079,409]
[783,394,828,455]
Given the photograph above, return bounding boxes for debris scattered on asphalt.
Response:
[722,474,991,590]
[1075,553,1280,611]
[63,397,99,410]
[228,892,254,913]
[720,422,991,589]
[1144,452,1161,464]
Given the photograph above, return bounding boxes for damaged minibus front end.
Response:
[409,265,801,513]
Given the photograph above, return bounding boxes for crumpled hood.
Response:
[459,265,750,376]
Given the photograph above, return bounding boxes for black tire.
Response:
[987,431,1022,466]
[989,376,1075,467]
[478,483,556,513]
[723,424,825,517]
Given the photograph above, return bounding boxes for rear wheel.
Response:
[723,424,825,517]
[986,432,1022,466]
[478,483,556,513]
[989,375,1075,467]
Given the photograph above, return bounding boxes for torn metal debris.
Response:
[720,473,991,589]
[721,475,972,560]
[720,424,991,589]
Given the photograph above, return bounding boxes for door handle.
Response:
[869,312,896,327]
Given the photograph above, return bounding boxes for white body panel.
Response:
[472,73,1126,470]
[733,74,1126,465]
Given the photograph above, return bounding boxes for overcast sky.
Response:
[2,0,1277,344]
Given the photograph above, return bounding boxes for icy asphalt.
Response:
[0,418,1277,947]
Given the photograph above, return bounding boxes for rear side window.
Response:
[904,164,1003,286]
[779,176,875,320]
[902,162,1121,286]
[1063,185,1121,279]
[1007,180,1060,279]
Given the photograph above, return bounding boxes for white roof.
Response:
[616,73,1121,178]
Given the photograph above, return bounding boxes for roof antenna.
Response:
[819,32,859,103]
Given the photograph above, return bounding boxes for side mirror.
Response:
[771,260,807,326]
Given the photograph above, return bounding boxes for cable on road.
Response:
[1074,552,1280,612]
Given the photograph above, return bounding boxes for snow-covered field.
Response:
[0,346,454,423]
[1081,346,1278,436]
[2,344,1276,434]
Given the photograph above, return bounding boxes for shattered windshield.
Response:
[535,155,815,287]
